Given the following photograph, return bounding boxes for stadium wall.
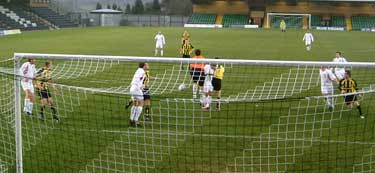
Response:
[266,2,375,16]
[193,1,249,15]
[122,15,189,27]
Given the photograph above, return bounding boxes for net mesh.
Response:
[269,14,309,29]
[1,54,375,172]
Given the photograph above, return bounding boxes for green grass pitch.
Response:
[0,27,375,173]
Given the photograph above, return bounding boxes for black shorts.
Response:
[143,88,151,100]
[38,89,52,99]
[182,55,190,58]
[212,78,222,91]
[190,68,205,86]
[344,94,357,104]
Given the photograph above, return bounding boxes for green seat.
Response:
[352,16,375,30]
[311,15,322,27]
[331,16,345,27]
[188,14,217,24]
[222,14,248,27]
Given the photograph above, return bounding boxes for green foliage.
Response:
[191,0,215,4]
[133,0,145,14]
[163,0,192,15]
[125,4,132,14]
[112,3,117,10]
[95,2,102,10]
[152,0,161,12]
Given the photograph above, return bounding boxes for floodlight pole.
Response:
[14,55,23,173]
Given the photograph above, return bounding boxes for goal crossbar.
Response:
[13,53,375,68]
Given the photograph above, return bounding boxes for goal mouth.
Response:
[267,13,312,29]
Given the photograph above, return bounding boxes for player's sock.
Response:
[217,97,221,109]
[201,95,207,108]
[200,90,204,106]
[357,105,363,115]
[145,105,150,115]
[28,102,34,114]
[207,96,212,108]
[23,99,28,112]
[24,99,29,113]
[161,50,164,56]
[193,84,198,99]
[130,106,136,121]
[40,106,45,120]
[326,97,332,107]
[50,106,58,120]
[200,94,205,106]
[135,106,143,122]
[23,99,27,112]
[330,97,334,109]
[145,105,151,121]
[154,49,158,56]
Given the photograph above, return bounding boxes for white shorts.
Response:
[305,41,312,46]
[21,81,34,93]
[130,86,143,101]
[321,85,334,95]
[203,82,213,93]
[156,42,164,49]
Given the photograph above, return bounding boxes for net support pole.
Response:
[14,55,23,173]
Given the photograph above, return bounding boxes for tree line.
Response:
[95,0,193,16]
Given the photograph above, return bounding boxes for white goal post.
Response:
[10,53,375,173]
[266,13,312,29]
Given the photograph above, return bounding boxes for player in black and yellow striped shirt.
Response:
[143,70,152,121]
[181,41,194,58]
[339,70,363,118]
[35,61,60,123]
[180,39,194,70]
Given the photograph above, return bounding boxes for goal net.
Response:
[267,13,312,29]
[1,53,375,172]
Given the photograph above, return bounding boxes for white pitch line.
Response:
[50,127,375,146]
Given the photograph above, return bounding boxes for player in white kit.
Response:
[129,62,149,127]
[154,31,166,56]
[302,30,314,51]
[19,58,37,116]
[332,51,348,80]
[202,64,216,111]
[320,66,339,111]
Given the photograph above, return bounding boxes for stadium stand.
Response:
[271,16,303,28]
[311,15,322,27]
[31,7,77,28]
[331,16,346,27]
[7,5,49,30]
[352,16,375,30]
[222,14,248,27]
[188,13,217,24]
[0,13,22,30]
[0,5,38,31]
